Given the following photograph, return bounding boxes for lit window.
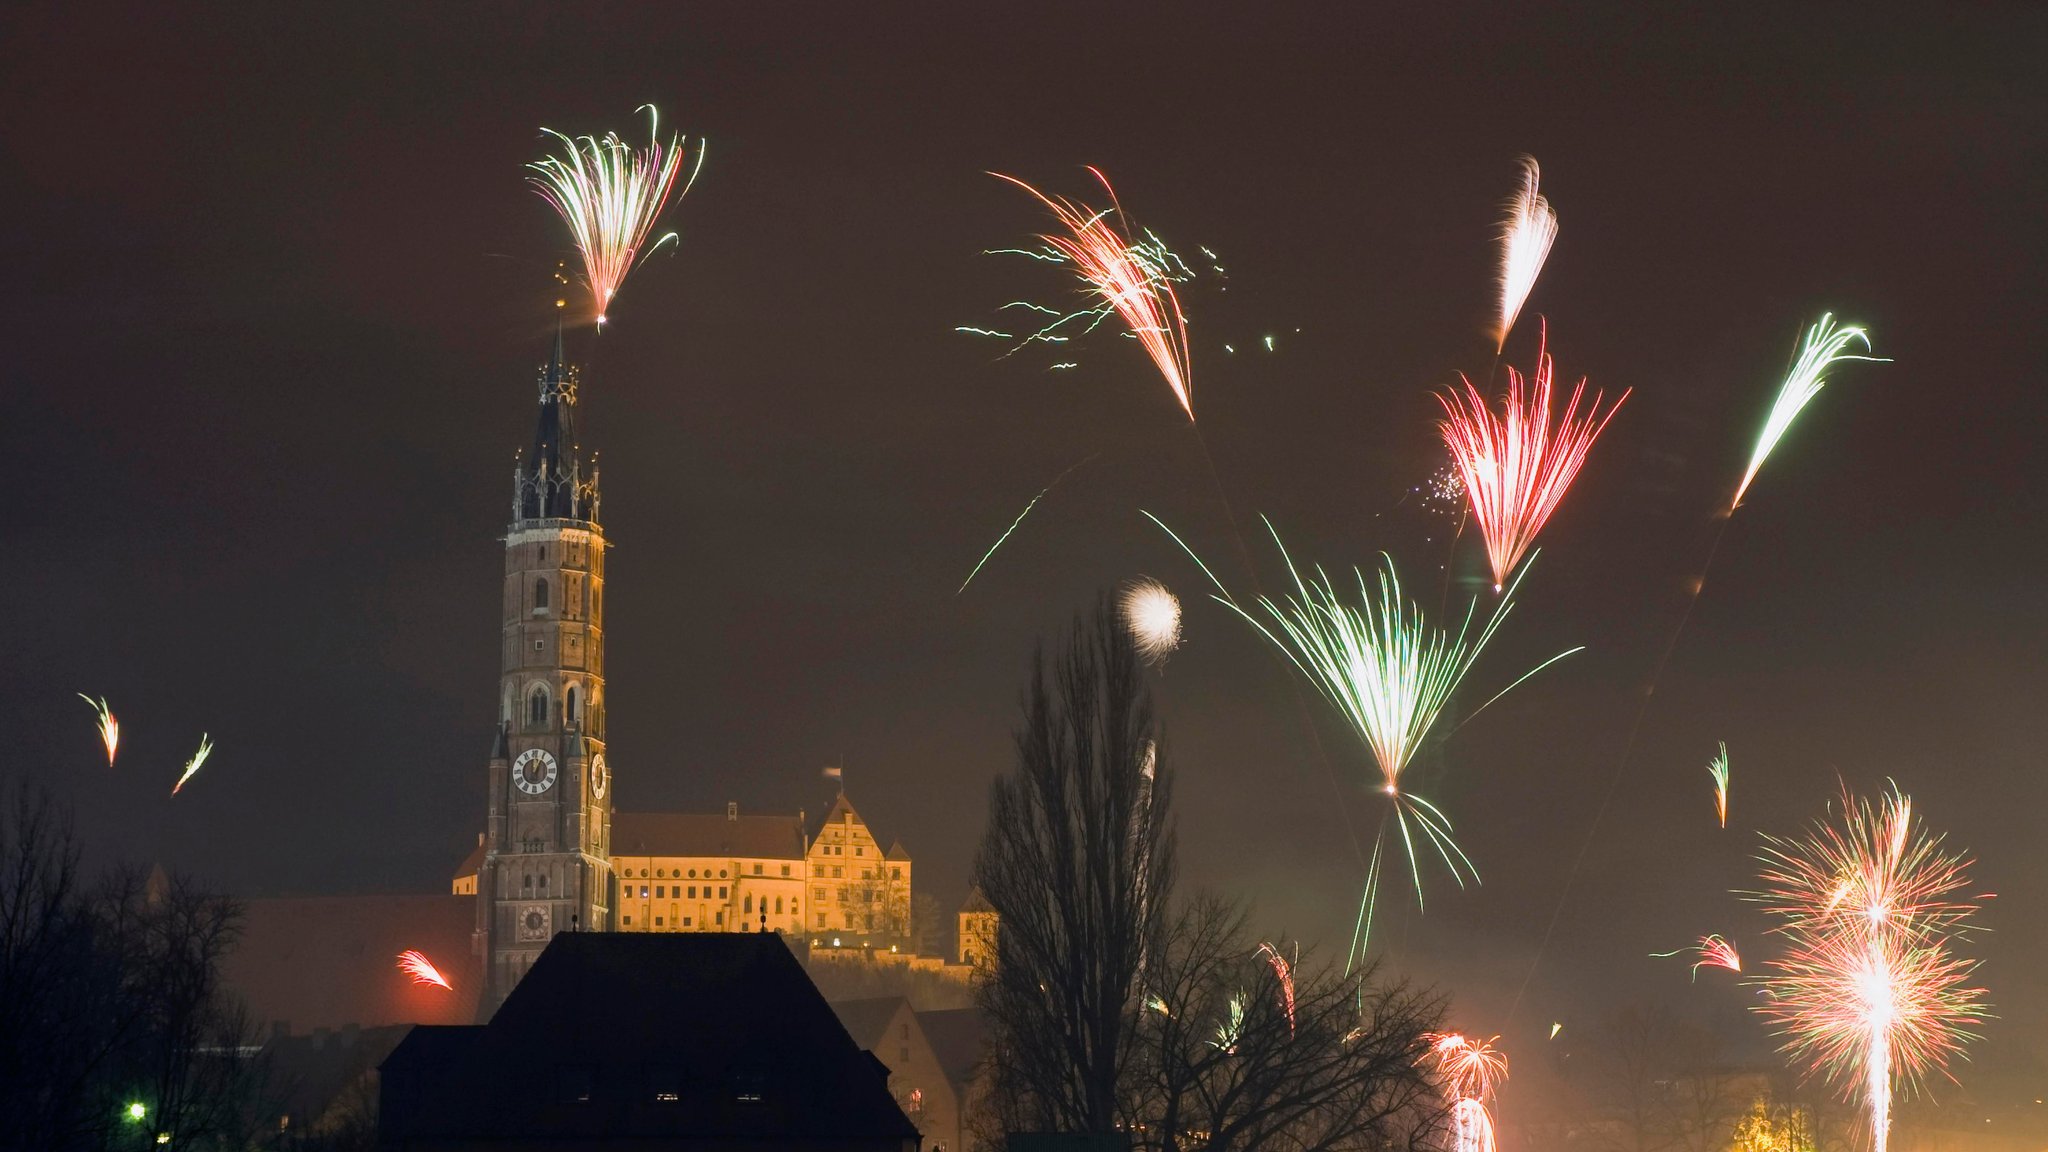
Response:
[639,886,649,899]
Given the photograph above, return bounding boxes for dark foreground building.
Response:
[378,932,920,1152]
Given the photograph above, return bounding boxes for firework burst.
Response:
[397,949,453,990]
[1732,315,1887,509]
[1749,785,1987,1152]
[985,168,1195,419]
[78,694,118,766]
[1494,157,1558,352]
[1438,328,1628,591]
[1427,1033,1507,1152]
[1708,742,1733,828]
[528,105,704,326]
[1121,578,1183,663]
[171,733,213,795]
[1151,514,1581,962]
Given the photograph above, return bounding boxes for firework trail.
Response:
[1437,327,1629,591]
[1710,742,1732,828]
[1653,934,1742,981]
[1733,315,1888,509]
[1507,316,1885,1027]
[1495,157,1558,353]
[1121,578,1183,664]
[1256,941,1297,1035]
[1749,785,1987,1152]
[78,694,118,766]
[397,949,453,990]
[1152,513,1581,964]
[1427,1033,1508,1152]
[528,105,704,326]
[1210,992,1247,1053]
[955,452,1101,595]
[986,168,1194,419]
[170,733,212,795]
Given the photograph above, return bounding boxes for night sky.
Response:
[6,1,2045,1111]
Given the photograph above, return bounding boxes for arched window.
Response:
[534,578,550,611]
[528,686,549,727]
[744,894,753,914]
[566,685,579,723]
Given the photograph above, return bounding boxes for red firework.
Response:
[991,168,1194,420]
[397,949,453,991]
[1437,328,1628,590]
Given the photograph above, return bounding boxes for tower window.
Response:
[566,685,579,723]
[535,578,550,611]
[529,686,549,727]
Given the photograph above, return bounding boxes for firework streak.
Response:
[1438,328,1628,591]
[1151,513,1581,964]
[1256,941,1297,1035]
[986,168,1195,419]
[1495,157,1558,352]
[1749,785,1987,1152]
[1653,934,1741,981]
[1733,315,1887,508]
[397,949,453,990]
[78,694,118,765]
[171,733,212,795]
[1709,742,1732,828]
[528,105,704,325]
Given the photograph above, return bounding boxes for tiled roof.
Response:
[613,810,806,860]
[452,836,485,882]
[831,996,910,1050]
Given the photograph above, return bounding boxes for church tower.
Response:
[476,326,614,1016]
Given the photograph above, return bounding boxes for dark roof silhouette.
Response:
[959,886,994,914]
[380,933,918,1148]
[884,839,912,862]
[831,996,910,1051]
[916,1007,987,1095]
[451,835,485,883]
[613,810,806,860]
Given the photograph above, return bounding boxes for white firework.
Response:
[1121,579,1182,663]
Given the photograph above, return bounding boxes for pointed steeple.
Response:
[513,314,600,524]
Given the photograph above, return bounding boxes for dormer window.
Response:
[534,578,550,614]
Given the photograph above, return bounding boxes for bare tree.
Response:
[974,595,1175,1137]
[1128,895,1449,1152]
[0,788,260,1150]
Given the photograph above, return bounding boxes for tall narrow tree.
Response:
[974,595,1177,1137]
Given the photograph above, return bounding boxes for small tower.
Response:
[476,322,614,1016]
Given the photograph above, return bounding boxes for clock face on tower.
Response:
[590,754,608,798]
[512,748,558,795]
